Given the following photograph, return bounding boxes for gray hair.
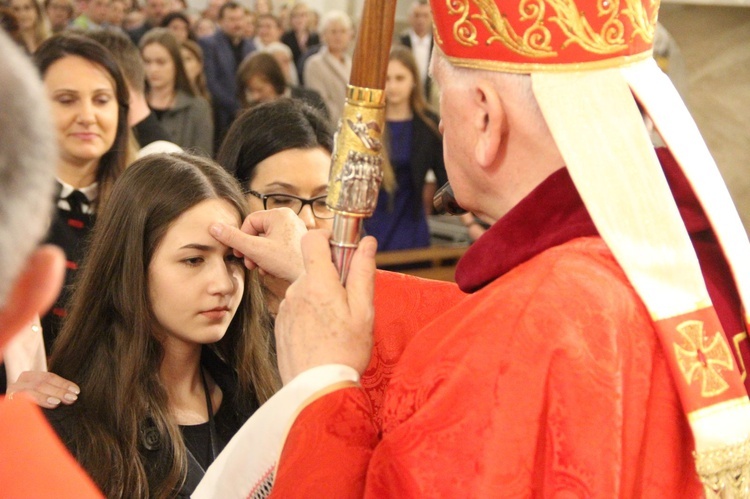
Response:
[319,9,352,34]
[0,32,57,306]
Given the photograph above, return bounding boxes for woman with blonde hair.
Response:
[10,0,50,53]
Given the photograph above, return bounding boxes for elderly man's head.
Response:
[0,32,65,351]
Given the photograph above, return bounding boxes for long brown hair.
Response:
[34,33,132,210]
[388,45,440,137]
[140,28,196,98]
[49,153,279,497]
[181,39,211,102]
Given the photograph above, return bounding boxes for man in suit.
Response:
[199,0,255,150]
[398,0,434,104]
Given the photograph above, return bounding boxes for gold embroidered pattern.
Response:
[444,0,656,56]
[449,0,479,47]
[546,0,627,53]
[732,332,748,382]
[621,0,656,43]
[473,0,554,56]
[674,320,735,398]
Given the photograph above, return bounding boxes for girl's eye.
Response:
[183,257,204,266]
[94,96,112,105]
[56,96,75,105]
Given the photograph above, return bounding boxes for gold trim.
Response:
[346,85,385,107]
[688,397,750,424]
[694,437,750,498]
[443,49,652,73]
[442,0,656,58]
[733,332,748,382]
[674,319,735,398]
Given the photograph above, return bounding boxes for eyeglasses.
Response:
[247,190,334,219]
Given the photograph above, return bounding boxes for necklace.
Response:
[200,368,218,467]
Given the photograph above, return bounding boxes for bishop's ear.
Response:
[0,245,65,351]
[472,80,504,169]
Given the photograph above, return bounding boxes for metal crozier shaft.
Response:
[326,0,396,284]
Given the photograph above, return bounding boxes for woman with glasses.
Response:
[216,98,333,313]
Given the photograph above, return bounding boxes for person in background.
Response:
[44,153,278,497]
[240,7,254,38]
[141,28,214,156]
[0,30,101,497]
[252,0,270,15]
[0,7,24,48]
[216,99,333,314]
[192,15,215,38]
[161,10,191,43]
[70,0,110,30]
[252,11,279,50]
[34,33,133,356]
[237,50,326,118]
[44,0,73,32]
[263,40,298,85]
[398,0,434,104]
[181,39,211,102]
[301,9,352,125]
[127,0,167,44]
[364,46,446,252]
[86,28,181,156]
[106,0,126,28]
[280,1,317,70]
[198,0,255,151]
[10,0,50,53]
[201,0,223,22]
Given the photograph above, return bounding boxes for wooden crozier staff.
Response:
[326,0,397,284]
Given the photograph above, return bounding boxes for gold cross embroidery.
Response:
[674,320,734,398]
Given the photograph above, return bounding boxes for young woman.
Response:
[363,46,448,252]
[34,33,133,353]
[11,0,50,53]
[141,28,214,156]
[180,39,211,102]
[217,99,334,313]
[45,153,278,497]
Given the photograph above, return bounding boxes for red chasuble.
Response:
[270,149,743,497]
[0,397,102,498]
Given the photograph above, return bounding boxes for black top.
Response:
[41,195,96,355]
[133,111,174,147]
[44,347,258,497]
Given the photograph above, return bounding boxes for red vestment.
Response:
[0,397,102,498]
[270,149,743,497]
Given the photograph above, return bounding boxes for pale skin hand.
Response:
[209,208,307,284]
[7,371,80,409]
[274,230,377,385]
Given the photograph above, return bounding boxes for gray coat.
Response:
[155,90,214,157]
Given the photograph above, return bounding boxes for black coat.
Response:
[398,33,434,100]
[404,110,448,215]
[44,348,258,497]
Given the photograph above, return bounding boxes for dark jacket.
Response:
[198,31,255,146]
[44,348,258,497]
[399,33,434,100]
[280,29,319,68]
[408,110,448,214]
